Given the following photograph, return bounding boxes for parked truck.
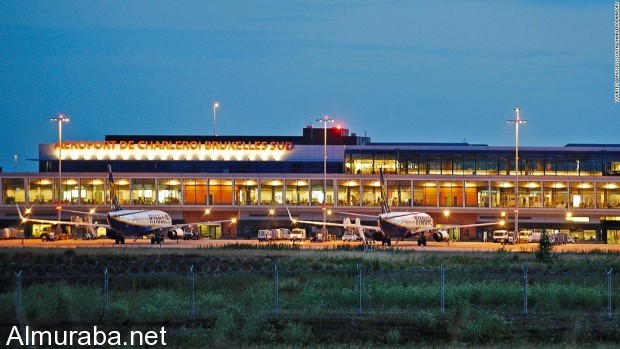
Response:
[290,228,306,242]
[258,228,291,242]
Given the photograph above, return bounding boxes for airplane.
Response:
[286,169,504,245]
[16,165,238,244]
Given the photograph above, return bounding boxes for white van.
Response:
[492,230,509,243]
[290,228,306,241]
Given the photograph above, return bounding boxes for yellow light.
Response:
[269,208,275,216]
[501,211,506,217]
[499,220,505,226]
[231,217,237,224]
[443,210,450,217]
[89,208,96,214]
[25,208,32,215]
[327,209,332,215]
[204,208,211,215]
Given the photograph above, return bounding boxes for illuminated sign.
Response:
[51,140,295,161]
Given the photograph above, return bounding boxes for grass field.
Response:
[0,245,619,348]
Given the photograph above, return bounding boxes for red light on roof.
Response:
[336,125,342,130]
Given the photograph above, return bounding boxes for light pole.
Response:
[213,102,219,136]
[50,114,70,220]
[13,153,17,172]
[316,115,334,229]
[508,108,525,235]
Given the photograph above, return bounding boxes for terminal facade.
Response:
[2,126,620,243]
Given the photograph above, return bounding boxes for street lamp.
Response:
[213,102,219,136]
[50,114,70,220]
[508,108,525,235]
[316,115,334,229]
[13,153,17,172]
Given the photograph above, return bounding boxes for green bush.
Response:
[281,321,312,346]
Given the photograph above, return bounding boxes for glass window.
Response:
[2,178,25,204]
[361,179,382,206]
[414,180,437,207]
[183,179,207,205]
[284,179,309,206]
[337,179,360,206]
[491,181,515,208]
[28,178,54,204]
[80,178,105,205]
[62,178,79,205]
[112,178,131,206]
[310,179,333,206]
[439,181,463,207]
[158,178,182,205]
[235,179,258,205]
[387,180,412,207]
[543,181,568,208]
[570,182,594,209]
[209,179,233,205]
[598,182,620,208]
[259,179,283,205]
[465,181,489,207]
[131,178,156,205]
[519,181,542,208]
[348,152,373,174]
[463,156,475,175]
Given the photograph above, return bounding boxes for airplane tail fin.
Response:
[108,165,123,211]
[379,168,391,214]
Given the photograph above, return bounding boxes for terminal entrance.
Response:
[601,217,620,244]
[199,224,221,239]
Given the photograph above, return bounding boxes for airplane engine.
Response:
[167,228,184,240]
[432,230,450,242]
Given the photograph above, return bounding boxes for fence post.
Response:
[522,266,528,317]
[274,262,279,318]
[357,263,362,316]
[440,264,445,312]
[606,268,613,320]
[189,265,195,319]
[15,270,22,322]
[103,267,109,316]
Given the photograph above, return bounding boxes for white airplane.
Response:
[16,165,238,244]
[287,169,504,245]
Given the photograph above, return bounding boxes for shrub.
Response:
[536,231,554,263]
[281,321,312,346]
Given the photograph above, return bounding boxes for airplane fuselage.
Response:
[379,212,434,239]
[107,209,172,237]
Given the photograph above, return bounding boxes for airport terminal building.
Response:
[2,125,620,243]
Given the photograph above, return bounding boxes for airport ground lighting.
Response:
[317,115,335,229]
[50,114,69,221]
[213,102,219,136]
[508,108,525,235]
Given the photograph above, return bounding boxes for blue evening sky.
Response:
[0,0,617,171]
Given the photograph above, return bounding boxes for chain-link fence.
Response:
[1,259,616,326]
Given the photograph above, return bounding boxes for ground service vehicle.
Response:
[493,230,508,243]
[529,232,542,243]
[342,231,360,242]
[290,228,306,242]
[518,230,533,243]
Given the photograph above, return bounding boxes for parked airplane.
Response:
[287,169,504,245]
[17,165,238,244]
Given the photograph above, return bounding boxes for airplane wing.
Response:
[59,208,108,219]
[331,209,426,219]
[16,205,111,229]
[286,207,382,232]
[412,221,505,235]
